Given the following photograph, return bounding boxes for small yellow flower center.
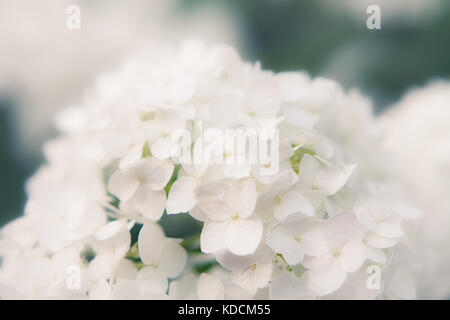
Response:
[274,195,282,205]
[232,212,239,220]
[140,112,154,121]
[333,250,341,257]
[294,236,301,242]
[138,176,146,183]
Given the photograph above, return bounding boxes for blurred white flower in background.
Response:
[0,0,239,162]
[0,41,430,299]
[379,80,450,299]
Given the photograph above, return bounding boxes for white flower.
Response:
[216,246,273,295]
[196,273,252,300]
[169,273,199,300]
[266,214,328,266]
[102,114,148,168]
[165,163,209,215]
[89,221,132,281]
[197,273,225,300]
[196,179,263,256]
[298,153,356,196]
[209,73,282,127]
[256,187,314,222]
[138,223,187,283]
[269,272,316,300]
[354,195,404,249]
[166,176,198,214]
[306,213,367,296]
[147,110,189,160]
[25,177,106,252]
[108,158,173,220]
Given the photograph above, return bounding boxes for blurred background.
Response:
[1,0,449,228]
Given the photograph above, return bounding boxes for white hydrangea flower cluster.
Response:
[0,41,422,299]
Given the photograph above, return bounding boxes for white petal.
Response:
[269,273,316,300]
[95,221,123,242]
[229,259,272,295]
[308,251,334,270]
[225,284,253,300]
[298,153,322,186]
[300,226,330,257]
[266,229,304,265]
[269,274,297,300]
[222,164,251,179]
[138,223,165,265]
[151,137,177,160]
[89,280,111,300]
[315,163,356,196]
[272,167,299,189]
[115,259,139,283]
[393,202,423,220]
[276,72,309,102]
[119,145,144,169]
[273,191,314,221]
[303,77,341,110]
[169,273,198,300]
[316,135,334,159]
[108,170,139,201]
[245,76,281,117]
[355,205,378,232]
[131,187,166,221]
[366,246,387,264]
[283,106,319,129]
[136,266,168,294]
[327,213,363,249]
[252,165,297,188]
[88,252,113,282]
[102,133,129,158]
[253,259,273,289]
[365,232,399,249]
[215,250,254,271]
[94,221,131,252]
[308,259,347,296]
[197,273,224,300]
[200,220,227,254]
[189,205,207,222]
[166,176,196,214]
[231,268,258,294]
[196,182,233,221]
[225,218,263,256]
[145,158,174,191]
[165,76,194,104]
[386,262,417,299]
[235,178,257,218]
[158,240,187,279]
[376,222,404,238]
[111,282,141,300]
[210,94,244,126]
[338,241,367,273]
